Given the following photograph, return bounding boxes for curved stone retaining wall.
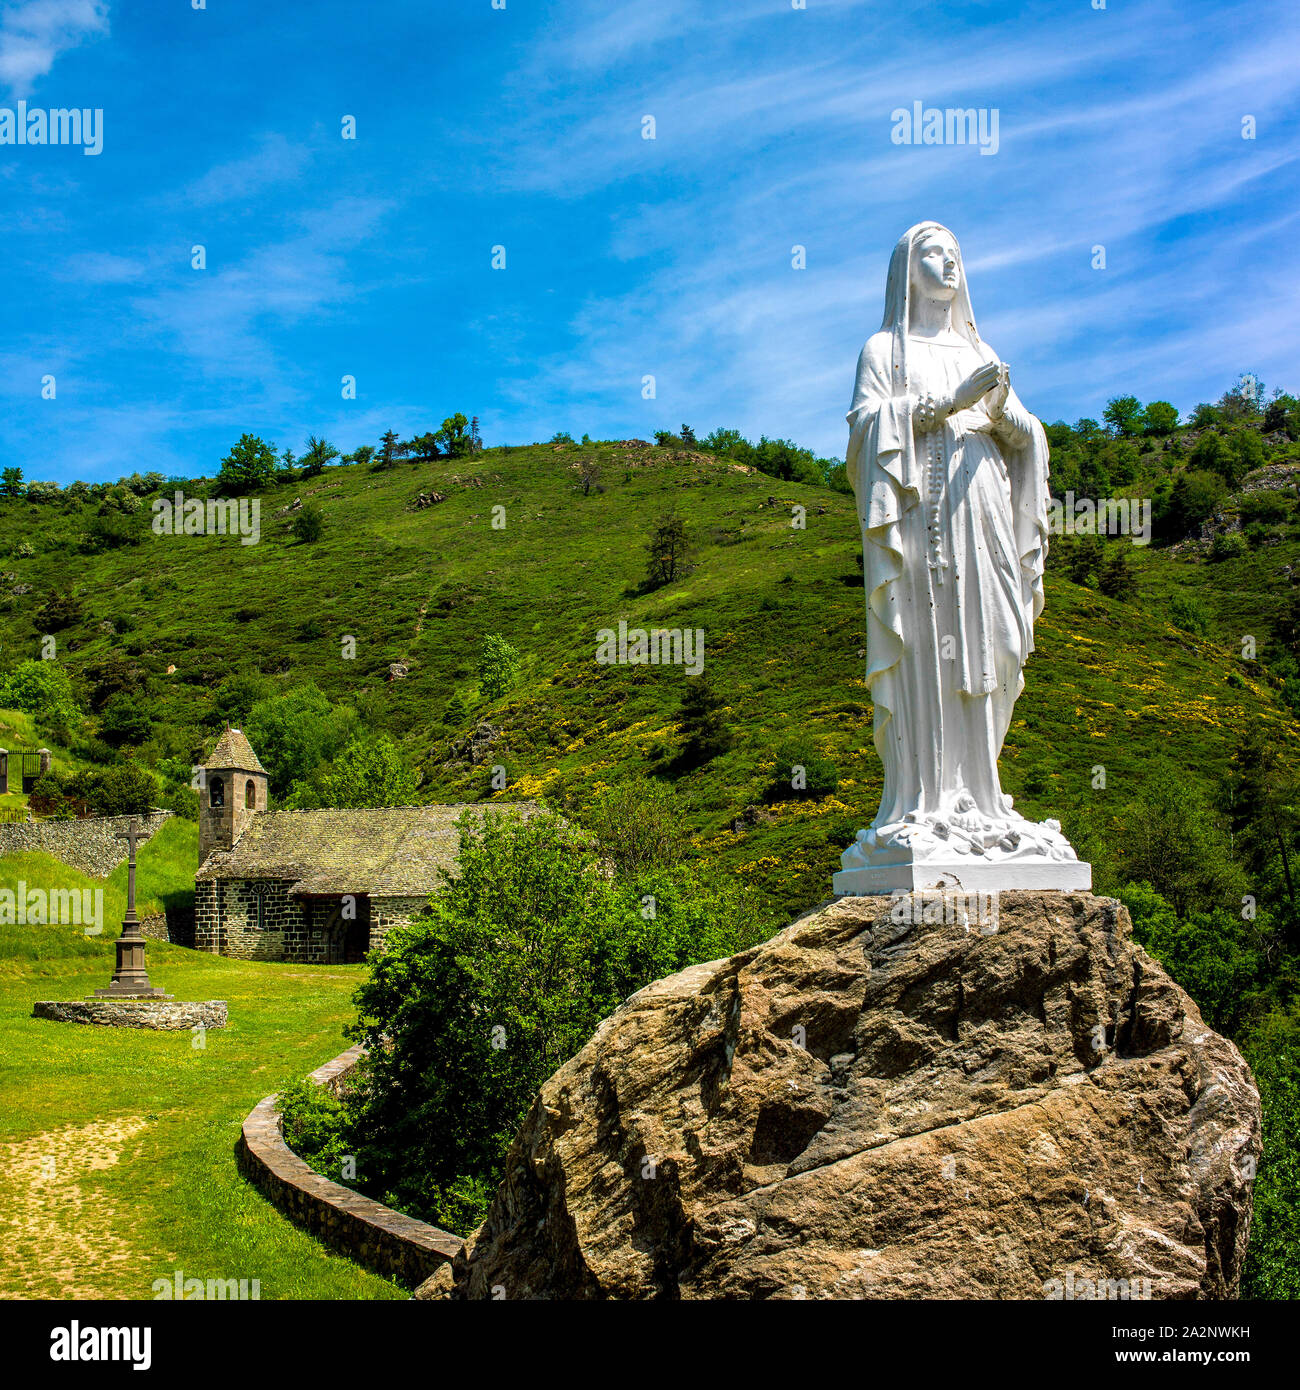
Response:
[236,1044,462,1287]
[0,810,173,877]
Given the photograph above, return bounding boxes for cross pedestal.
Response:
[92,818,171,1000]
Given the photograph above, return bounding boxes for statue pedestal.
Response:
[833,857,1092,896]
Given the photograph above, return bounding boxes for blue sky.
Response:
[0,0,1296,484]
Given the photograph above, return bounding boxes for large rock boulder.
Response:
[418,892,1260,1300]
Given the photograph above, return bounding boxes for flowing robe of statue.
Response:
[835,222,1089,892]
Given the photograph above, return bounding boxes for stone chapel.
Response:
[193,727,537,963]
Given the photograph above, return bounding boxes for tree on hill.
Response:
[1143,401,1180,436]
[1187,432,1256,490]
[377,429,401,469]
[218,434,278,493]
[644,511,689,589]
[1,467,24,498]
[1263,393,1300,439]
[279,447,297,478]
[406,431,440,463]
[1155,468,1226,540]
[1113,763,1244,916]
[1063,535,1103,587]
[287,734,419,809]
[1103,395,1144,438]
[244,682,358,797]
[1219,373,1265,420]
[99,693,152,746]
[300,435,340,478]
[435,414,472,458]
[703,427,745,456]
[350,445,375,467]
[1097,545,1137,601]
[1225,725,1299,929]
[672,675,733,770]
[477,634,520,700]
[577,458,601,496]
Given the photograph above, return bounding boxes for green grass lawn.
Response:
[0,831,403,1299]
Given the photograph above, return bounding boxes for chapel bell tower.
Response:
[199,726,268,861]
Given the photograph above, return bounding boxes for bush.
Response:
[1240,491,1291,526]
[1239,1011,1300,1299]
[35,589,84,631]
[1166,591,1212,636]
[77,762,160,816]
[1209,532,1247,561]
[33,763,162,818]
[0,659,81,724]
[764,743,840,801]
[99,694,152,746]
[291,502,325,543]
[585,779,685,873]
[81,512,141,551]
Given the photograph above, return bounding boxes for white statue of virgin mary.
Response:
[833,222,1090,893]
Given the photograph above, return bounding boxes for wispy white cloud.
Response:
[178,132,312,209]
[0,0,109,93]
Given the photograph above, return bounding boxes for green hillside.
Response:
[1,423,1297,919]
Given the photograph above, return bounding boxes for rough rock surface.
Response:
[418,892,1260,1301]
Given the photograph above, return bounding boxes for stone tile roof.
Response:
[196,802,542,897]
[204,727,268,774]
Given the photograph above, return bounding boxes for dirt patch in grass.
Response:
[0,1114,151,1298]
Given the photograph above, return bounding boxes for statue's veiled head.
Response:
[909,227,961,303]
[880,222,981,387]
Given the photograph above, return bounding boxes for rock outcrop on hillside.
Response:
[417,892,1260,1301]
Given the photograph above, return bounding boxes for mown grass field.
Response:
[0,828,401,1300]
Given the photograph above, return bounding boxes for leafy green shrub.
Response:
[80,512,141,551]
[1240,491,1290,525]
[1239,1011,1300,1299]
[585,779,685,873]
[35,589,84,631]
[30,763,160,818]
[99,694,152,746]
[1119,883,1264,1033]
[764,743,840,801]
[0,659,81,724]
[1209,532,1247,561]
[476,634,520,700]
[291,502,325,543]
[1166,591,1212,637]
